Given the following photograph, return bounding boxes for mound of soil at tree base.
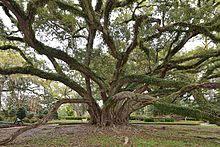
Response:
[0,124,219,146]
[0,124,143,146]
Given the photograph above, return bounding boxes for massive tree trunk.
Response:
[73,91,157,126]
[87,101,102,125]
[100,91,157,126]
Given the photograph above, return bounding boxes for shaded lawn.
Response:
[1,124,220,147]
[0,120,203,126]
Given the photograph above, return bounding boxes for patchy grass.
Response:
[85,125,220,147]
[130,120,203,125]
[87,135,122,146]
[48,119,203,125]
[134,138,194,147]
[48,119,87,124]
[14,135,72,147]
[3,124,220,147]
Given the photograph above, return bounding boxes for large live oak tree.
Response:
[0,0,220,144]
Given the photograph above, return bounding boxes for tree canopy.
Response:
[0,0,220,129]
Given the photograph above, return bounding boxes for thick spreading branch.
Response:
[34,42,106,92]
[47,56,64,75]
[158,22,220,43]
[159,31,198,77]
[115,0,137,7]
[109,16,145,95]
[109,16,160,95]
[1,0,107,98]
[173,58,209,70]
[121,16,145,66]
[207,73,220,79]
[0,66,87,97]
[170,49,220,64]
[164,82,220,103]
[98,0,120,59]
[117,74,187,92]
[55,0,85,17]
[154,102,220,125]
[110,91,157,112]
[169,49,220,71]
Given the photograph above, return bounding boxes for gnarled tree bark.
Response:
[101,91,157,126]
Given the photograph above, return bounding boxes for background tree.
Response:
[0,0,220,129]
[16,107,26,120]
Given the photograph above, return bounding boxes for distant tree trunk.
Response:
[72,103,87,116]
[87,101,102,125]
[0,76,6,110]
[0,83,3,110]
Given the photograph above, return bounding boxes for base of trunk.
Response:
[91,91,157,126]
[100,113,130,126]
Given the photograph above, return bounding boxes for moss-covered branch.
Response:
[164,82,220,103]
[158,21,220,43]
[154,102,220,124]
[207,73,220,79]
[0,66,87,97]
[204,61,220,78]
[171,49,220,64]
[55,0,85,17]
[1,0,107,97]
[121,74,187,88]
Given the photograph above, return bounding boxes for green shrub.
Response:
[38,109,58,119]
[129,116,145,121]
[37,114,44,119]
[138,116,145,121]
[130,116,175,122]
[164,118,175,122]
[30,117,39,123]
[0,115,3,121]
[27,113,35,119]
[23,118,31,123]
[53,111,59,119]
[39,108,49,116]
[144,118,154,122]
[129,116,136,120]
[157,118,166,122]
[16,107,27,120]
[23,117,39,123]
[5,117,15,122]
[60,116,90,120]
[8,108,16,117]
[2,109,9,117]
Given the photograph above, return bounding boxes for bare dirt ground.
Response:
[0,124,220,146]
